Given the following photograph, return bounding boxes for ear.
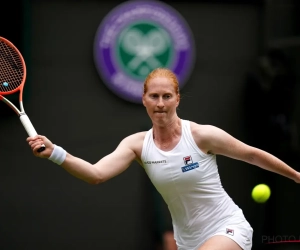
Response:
[142,94,146,107]
[176,94,180,107]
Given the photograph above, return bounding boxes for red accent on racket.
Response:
[0,37,45,152]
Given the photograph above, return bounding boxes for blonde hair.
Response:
[143,68,180,95]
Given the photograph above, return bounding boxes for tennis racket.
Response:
[0,36,45,152]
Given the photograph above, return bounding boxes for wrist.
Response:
[48,144,67,165]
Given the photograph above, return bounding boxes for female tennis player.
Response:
[27,68,300,250]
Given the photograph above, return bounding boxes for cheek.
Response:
[143,99,154,108]
[142,96,152,107]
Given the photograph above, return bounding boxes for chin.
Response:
[153,114,167,119]
[152,116,168,124]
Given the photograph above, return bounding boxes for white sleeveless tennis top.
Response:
[141,119,241,249]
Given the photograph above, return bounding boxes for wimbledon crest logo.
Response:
[93,0,195,104]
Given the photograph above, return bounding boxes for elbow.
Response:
[87,178,103,185]
[87,177,105,185]
[86,164,110,185]
[87,179,100,185]
[246,147,263,165]
[87,172,106,185]
[247,153,255,165]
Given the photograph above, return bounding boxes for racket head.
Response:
[0,37,26,97]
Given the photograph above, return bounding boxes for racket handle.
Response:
[20,114,46,152]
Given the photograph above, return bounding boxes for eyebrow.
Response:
[148,92,173,95]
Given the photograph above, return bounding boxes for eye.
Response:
[163,94,171,99]
[150,94,158,99]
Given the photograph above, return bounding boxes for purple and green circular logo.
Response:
[94,0,195,104]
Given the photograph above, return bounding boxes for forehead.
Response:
[147,77,175,92]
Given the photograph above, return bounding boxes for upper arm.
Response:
[94,134,142,182]
[194,124,255,163]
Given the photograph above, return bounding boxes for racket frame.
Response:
[0,37,45,151]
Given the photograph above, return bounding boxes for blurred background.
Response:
[1,0,300,249]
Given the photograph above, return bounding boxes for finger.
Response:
[27,135,42,142]
[33,145,46,154]
[28,139,43,146]
[28,135,45,140]
[31,142,43,149]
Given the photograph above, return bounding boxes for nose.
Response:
[157,97,164,108]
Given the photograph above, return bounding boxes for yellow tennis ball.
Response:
[251,184,271,203]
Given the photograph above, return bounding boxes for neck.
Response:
[152,116,181,142]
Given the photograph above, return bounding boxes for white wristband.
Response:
[48,144,67,165]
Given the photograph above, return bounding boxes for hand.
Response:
[26,135,54,159]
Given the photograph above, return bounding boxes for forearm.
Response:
[250,149,298,181]
[47,145,102,184]
[60,153,102,185]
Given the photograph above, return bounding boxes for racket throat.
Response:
[0,96,20,115]
[19,101,25,113]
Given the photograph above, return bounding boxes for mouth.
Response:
[154,111,166,113]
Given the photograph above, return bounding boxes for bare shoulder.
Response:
[190,121,216,138]
[120,131,147,165]
[190,121,248,156]
[189,121,219,154]
[122,131,147,155]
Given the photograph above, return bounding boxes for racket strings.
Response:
[0,40,24,93]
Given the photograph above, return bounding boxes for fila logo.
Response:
[183,155,193,165]
[226,228,234,236]
[181,156,199,173]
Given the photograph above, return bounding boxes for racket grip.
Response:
[20,114,46,152]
